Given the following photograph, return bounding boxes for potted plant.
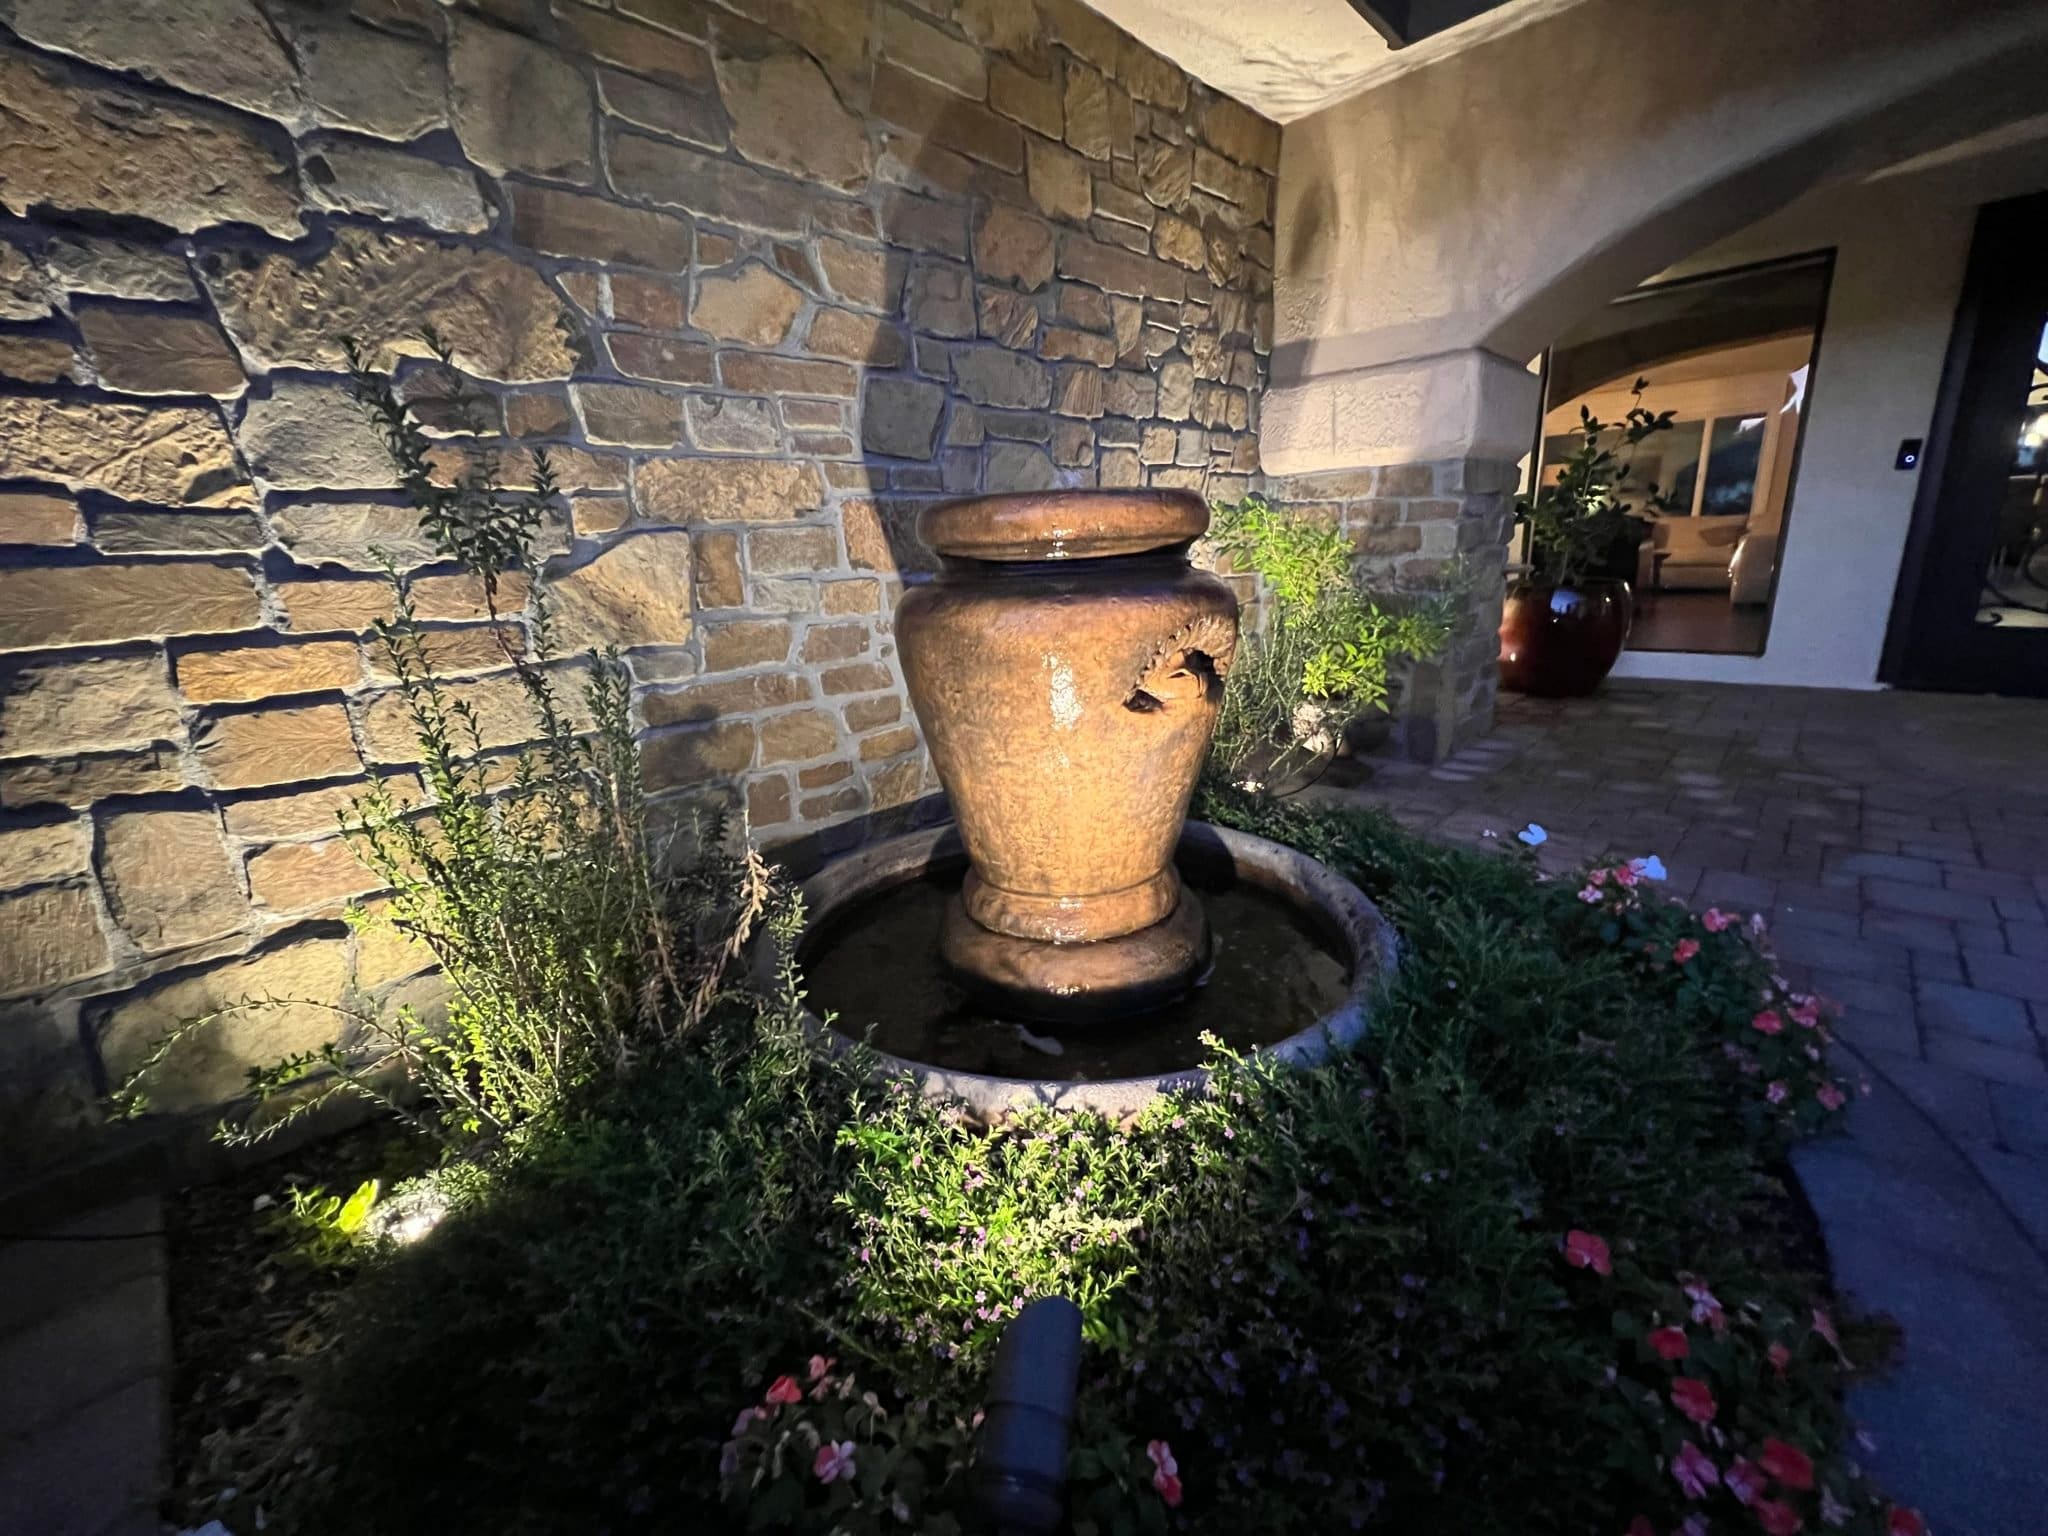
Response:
[1503,380,1676,696]
[1204,494,1453,792]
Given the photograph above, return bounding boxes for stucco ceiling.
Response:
[1081,0,1593,122]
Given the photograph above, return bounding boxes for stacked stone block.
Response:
[0,0,1277,1166]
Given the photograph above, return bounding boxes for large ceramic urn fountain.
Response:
[773,488,1398,1118]
[895,490,1240,1022]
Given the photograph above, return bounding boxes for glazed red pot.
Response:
[1498,579,1633,697]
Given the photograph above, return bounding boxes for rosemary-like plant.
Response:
[118,334,777,1147]
[1205,494,1453,788]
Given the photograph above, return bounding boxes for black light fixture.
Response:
[975,1296,1084,1536]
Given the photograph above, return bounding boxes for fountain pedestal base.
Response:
[939,887,1212,1025]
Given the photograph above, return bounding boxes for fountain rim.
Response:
[916,488,1209,562]
[761,820,1400,1119]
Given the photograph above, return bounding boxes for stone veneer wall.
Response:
[0,0,1277,1172]
[1259,458,1517,762]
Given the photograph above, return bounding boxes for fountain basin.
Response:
[767,821,1399,1118]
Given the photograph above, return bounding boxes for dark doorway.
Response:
[1885,192,2048,694]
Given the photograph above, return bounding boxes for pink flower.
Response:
[1726,1457,1767,1506]
[1767,1080,1789,1104]
[1790,999,1822,1029]
[1768,1341,1791,1376]
[1565,1229,1612,1275]
[1648,1326,1690,1361]
[1628,1520,1656,1536]
[1683,1279,1726,1332]
[808,1354,836,1382]
[813,1440,857,1483]
[1887,1508,1927,1536]
[765,1375,802,1406]
[1671,1440,1719,1499]
[1670,1376,1717,1424]
[1673,938,1701,964]
[1752,1009,1784,1035]
[1756,1497,1805,1535]
[1702,907,1737,932]
[1578,885,1605,904]
[1817,1083,1846,1111]
[1148,1441,1182,1508]
[1613,864,1640,888]
[1588,867,1609,886]
[1760,1438,1816,1491]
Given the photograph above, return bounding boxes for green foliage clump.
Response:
[1518,379,1679,588]
[1205,494,1453,787]
[214,788,1914,1536]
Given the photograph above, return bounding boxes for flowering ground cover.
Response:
[162,788,1924,1536]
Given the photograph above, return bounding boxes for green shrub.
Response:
[202,787,1920,1536]
[1204,494,1452,787]
[1517,379,1680,587]
[118,335,773,1148]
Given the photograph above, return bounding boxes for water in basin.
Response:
[801,859,1352,1082]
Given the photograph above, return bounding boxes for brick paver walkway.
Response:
[1329,680,2048,1536]
[0,1198,167,1536]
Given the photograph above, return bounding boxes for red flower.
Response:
[1155,1472,1183,1507]
[1755,1497,1804,1535]
[1887,1508,1927,1536]
[1565,1229,1612,1275]
[1767,1341,1791,1376]
[1760,1437,1815,1491]
[1671,1441,1719,1499]
[1752,1009,1785,1035]
[764,1375,802,1406]
[1628,1520,1656,1536]
[1648,1326,1690,1361]
[1613,864,1640,887]
[1670,1376,1717,1425]
[1673,938,1701,964]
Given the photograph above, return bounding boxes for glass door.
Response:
[1887,193,2048,693]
